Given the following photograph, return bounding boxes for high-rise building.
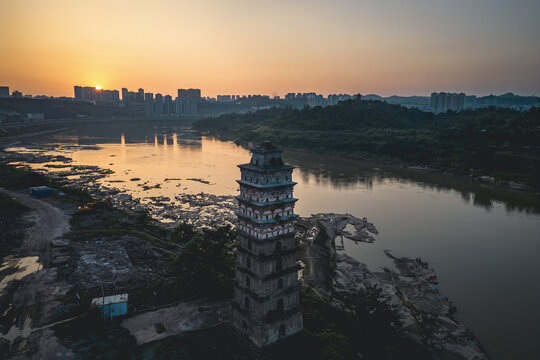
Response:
[431,92,466,114]
[164,95,173,115]
[145,93,154,117]
[155,93,164,116]
[74,86,82,100]
[122,88,128,102]
[430,92,438,113]
[81,86,96,101]
[177,88,201,115]
[137,88,145,103]
[232,142,303,348]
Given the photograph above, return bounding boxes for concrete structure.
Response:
[24,113,44,120]
[91,293,128,319]
[232,142,303,348]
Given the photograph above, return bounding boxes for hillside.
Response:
[193,100,540,188]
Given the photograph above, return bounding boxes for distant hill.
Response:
[194,100,540,188]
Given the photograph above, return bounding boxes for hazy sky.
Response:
[1,0,539,97]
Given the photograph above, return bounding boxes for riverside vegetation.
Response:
[193,100,540,188]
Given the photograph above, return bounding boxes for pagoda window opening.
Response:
[246,257,251,268]
[275,241,282,251]
[277,299,284,313]
[245,276,251,288]
[248,239,252,250]
[276,258,282,271]
[244,296,250,308]
[278,278,284,289]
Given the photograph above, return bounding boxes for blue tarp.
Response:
[30,186,55,198]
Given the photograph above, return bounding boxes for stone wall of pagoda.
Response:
[237,232,296,255]
[240,170,292,186]
[237,220,295,241]
[233,286,300,319]
[239,187,293,203]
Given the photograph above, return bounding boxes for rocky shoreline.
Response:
[297,213,488,360]
[1,147,237,229]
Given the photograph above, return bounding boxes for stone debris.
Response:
[297,213,488,360]
[63,235,167,299]
[312,213,377,244]
[185,178,211,184]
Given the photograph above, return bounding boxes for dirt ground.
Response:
[121,299,231,345]
[0,188,71,359]
[0,188,70,255]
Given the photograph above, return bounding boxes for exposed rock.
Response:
[297,213,488,360]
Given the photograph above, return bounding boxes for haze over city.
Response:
[1,0,539,97]
[1,2,540,360]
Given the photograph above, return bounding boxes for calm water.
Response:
[12,120,540,359]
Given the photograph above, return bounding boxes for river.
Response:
[7,120,540,359]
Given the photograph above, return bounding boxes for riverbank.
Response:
[210,134,540,196]
[0,152,491,359]
[193,102,540,192]
[0,164,236,358]
[296,213,488,360]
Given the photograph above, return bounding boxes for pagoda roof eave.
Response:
[237,163,295,172]
[236,196,298,207]
[235,211,299,224]
[236,180,297,189]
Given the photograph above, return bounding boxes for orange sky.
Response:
[1,0,539,97]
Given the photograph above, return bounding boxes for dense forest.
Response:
[193,100,540,188]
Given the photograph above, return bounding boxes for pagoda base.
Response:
[232,307,303,348]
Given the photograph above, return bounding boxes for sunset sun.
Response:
[95,85,102,90]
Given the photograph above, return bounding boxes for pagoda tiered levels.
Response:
[231,142,303,348]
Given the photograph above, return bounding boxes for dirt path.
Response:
[0,188,70,255]
[0,188,71,358]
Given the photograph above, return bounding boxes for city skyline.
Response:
[1,0,539,97]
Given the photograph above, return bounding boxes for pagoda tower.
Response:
[232,142,303,348]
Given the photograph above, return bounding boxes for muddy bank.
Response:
[1,149,237,229]
[0,188,72,359]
